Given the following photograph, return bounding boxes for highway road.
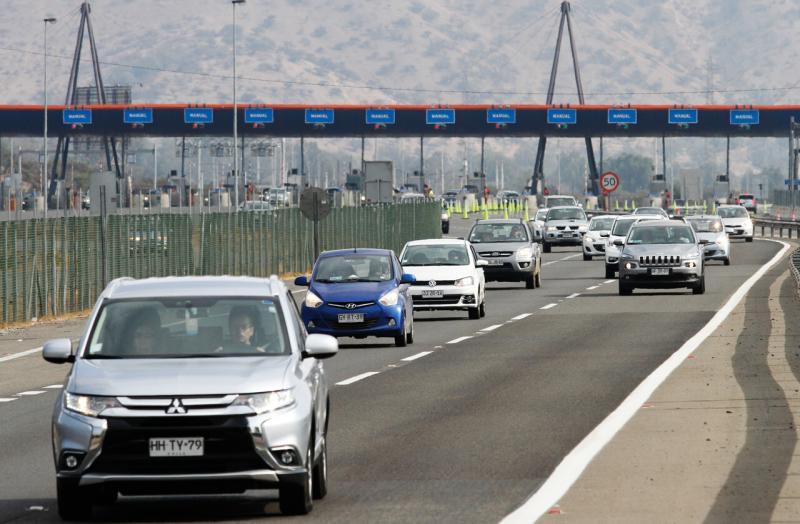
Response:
[0,217,783,523]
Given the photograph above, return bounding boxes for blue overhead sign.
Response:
[547,108,577,125]
[63,109,92,125]
[487,108,516,124]
[184,108,213,124]
[305,109,335,124]
[730,109,759,126]
[668,109,698,125]
[608,108,637,125]
[426,109,455,125]
[123,108,153,124]
[785,179,800,186]
[366,109,396,125]
[244,108,274,124]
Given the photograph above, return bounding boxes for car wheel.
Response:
[583,252,592,261]
[57,478,93,521]
[534,263,542,288]
[605,264,616,279]
[468,306,480,319]
[619,283,633,296]
[724,256,731,266]
[746,236,754,243]
[406,318,414,344]
[479,298,486,318]
[543,242,551,253]
[394,319,408,347]
[525,273,535,289]
[312,429,328,499]
[693,274,706,295]
[279,433,314,515]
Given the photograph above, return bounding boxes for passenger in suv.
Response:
[468,219,542,289]
[43,276,338,519]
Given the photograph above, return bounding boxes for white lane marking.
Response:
[16,390,46,396]
[0,346,43,363]
[0,398,18,403]
[335,372,380,386]
[402,351,433,362]
[447,336,473,344]
[540,303,558,310]
[44,384,63,389]
[480,324,503,332]
[500,240,791,524]
[433,345,443,349]
[542,254,581,266]
[604,279,616,284]
[512,313,532,320]
[566,293,581,299]
[586,285,599,290]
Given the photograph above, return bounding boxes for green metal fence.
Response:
[0,202,440,326]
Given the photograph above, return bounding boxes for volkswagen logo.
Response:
[428,280,437,287]
[345,303,357,309]
[166,398,187,415]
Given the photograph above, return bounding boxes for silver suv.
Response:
[468,219,542,289]
[542,206,589,253]
[616,222,708,295]
[43,276,337,519]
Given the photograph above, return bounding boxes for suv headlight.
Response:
[378,288,400,306]
[516,247,533,261]
[64,392,121,417]
[546,226,558,232]
[578,225,588,232]
[304,291,324,308]
[233,390,295,414]
[454,276,474,287]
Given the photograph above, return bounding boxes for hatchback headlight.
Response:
[454,276,474,287]
[233,390,295,414]
[378,288,400,306]
[516,247,533,261]
[304,291,324,308]
[64,392,121,417]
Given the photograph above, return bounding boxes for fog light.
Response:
[65,456,78,468]
[387,318,396,327]
[624,262,633,270]
[280,450,296,465]
[519,262,530,268]
[60,451,84,470]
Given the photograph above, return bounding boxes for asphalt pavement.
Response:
[0,217,782,523]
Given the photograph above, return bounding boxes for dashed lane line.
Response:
[586,285,600,290]
[447,336,473,344]
[16,390,47,396]
[511,313,532,320]
[0,398,17,403]
[542,254,581,267]
[566,293,581,299]
[604,279,616,284]
[402,351,434,362]
[43,384,63,389]
[480,324,503,332]
[0,346,43,363]
[336,372,380,386]
[540,303,558,310]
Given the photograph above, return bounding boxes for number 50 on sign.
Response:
[600,172,620,193]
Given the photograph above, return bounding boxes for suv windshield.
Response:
[611,218,638,236]
[469,223,529,243]
[314,254,393,283]
[627,225,695,245]
[589,217,616,231]
[718,207,749,218]
[401,244,469,266]
[85,298,288,359]
[687,218,723,233]
[546,208,586,221]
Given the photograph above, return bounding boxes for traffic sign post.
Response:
[299,187,332,260]
[599,171,620,211]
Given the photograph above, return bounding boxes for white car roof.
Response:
[404,238,468,246]
[102,276,285,300]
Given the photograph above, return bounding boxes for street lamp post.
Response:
[231,0,245,209]
[43,17,56,211]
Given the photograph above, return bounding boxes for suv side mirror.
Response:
[613,239,624,247]
[42,338,73,364]
[698,239,711,245]
[294,275,309,286]
[400,273,416,284]
[303,334,338,359]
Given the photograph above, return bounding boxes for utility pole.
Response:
[231,0,245,209]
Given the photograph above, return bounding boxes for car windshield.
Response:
[314,254,393,283]
[611,219,638,236]
[633,208,663,215]
[627,226,695,245]
[401,244,470,266]
[546,208,586,221]
[718,207,749,218]
[687,218,723,233]
[85,298,288,359]
[546,197,575,207]
[535,210,548,221]
[739,194,754,200]
[589,217,616,231]
[469,223,529,243]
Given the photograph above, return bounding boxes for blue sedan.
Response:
[295,248,416,347]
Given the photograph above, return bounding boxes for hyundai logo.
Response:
[428,280,437,287]
[166,398,187,415]
[345,303,357,309]
[492,252,499,257]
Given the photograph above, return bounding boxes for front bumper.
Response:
[725,225,753,238]
[410,285,478,310]
[703,244,730,260]
[619,264,702,288]
[544,230,584,245]
[303,302,404,338]
[482,258,535,282]
[52,398,313,494]
[583,236,606,255]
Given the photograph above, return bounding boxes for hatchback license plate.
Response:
[337,313,364,323]
[149,437,204,457]
[421,290,444,298]
[651,268,670,276]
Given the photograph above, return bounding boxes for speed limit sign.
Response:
[600,171,620,193]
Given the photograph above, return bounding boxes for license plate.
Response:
[651,268,670,276]
[421,290,443,298]
[149,437,204,457]
[486,259,503,266]
[562,233,574,238]
[337,313,364,323]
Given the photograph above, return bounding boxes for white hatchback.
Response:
[717,205,754,242]
[400,239,487,320]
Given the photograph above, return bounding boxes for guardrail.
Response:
[0,202,441,327]
[790,249,800,292]
[754,218,800,239]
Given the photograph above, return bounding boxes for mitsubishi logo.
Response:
[166,398,187,415]
[345,303,357,309]
[428,280,437,287]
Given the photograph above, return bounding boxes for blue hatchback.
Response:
[295,248,416,347]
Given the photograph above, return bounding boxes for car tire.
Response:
[406,319,414,344]
[57,478,93,521]
[534,264,542,288]
[605,264,616,279]
[543,243,551,253]
[312,427,328,500]
[279,434,314,515]
[693,274,706,295]
[724,257,731,266]
[468,306,480,319]
[583,252,592,261]
[394,327,408,347]
[525,273,535,289]
[619,283,633,296]
[746,236,754,243]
